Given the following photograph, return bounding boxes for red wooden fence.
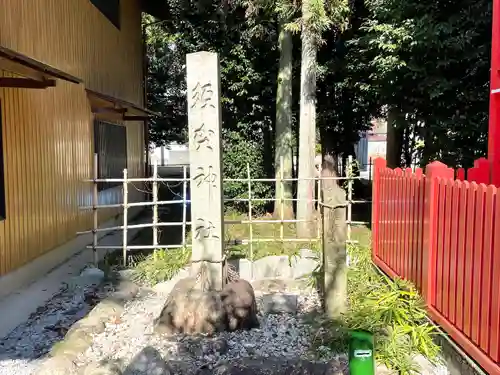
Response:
[372,157,500,375]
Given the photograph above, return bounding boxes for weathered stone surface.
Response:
[221,279,259,331]
[81,267,106,285]
[82,360,123,375]
[86,299,124,323]
[154,277,226,336]
[261,293,298,314]
[186,51,225,290]
[250,254,319,281]
[34,356,78,375]
[123,346,172,375]
[411,354,449,375]
[194,357,347,375]
[227,259,252,281]
[112,280,140,302]
[251,278,311,294]
[50,328,94,359]
[153,268,190,296]
[67,267,105,291]
[252,256,294,279]
[154,276,261,335]
[65,316,106,337]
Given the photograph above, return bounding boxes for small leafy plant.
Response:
[130,247,191,286]
[311,242,441,374]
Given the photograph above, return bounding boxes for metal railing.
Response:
[78,154,370,266]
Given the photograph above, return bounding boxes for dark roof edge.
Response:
[140,0,171,20]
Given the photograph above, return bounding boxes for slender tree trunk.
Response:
[321,155,347,319]
[320,126,339,175]
[386,107,404,168]
[274,20,294,219]
[422,126,434,166]
[297,0,318,238]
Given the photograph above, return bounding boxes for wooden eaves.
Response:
[86,88,158,122]
[0,45,82,89]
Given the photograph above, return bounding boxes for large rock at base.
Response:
[154,277,260,335]
[154,277,226,335]
[220,279,259,331]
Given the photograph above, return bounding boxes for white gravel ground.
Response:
[0,283,331,375]
[75,288,325,373]
[0,282,112,375]
[0,278,451,375]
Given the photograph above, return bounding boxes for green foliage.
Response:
[145,0,491,182]
[222,131,272,213]
[224,210,319,260]
[128,211,318,285]
[130,248,191,286]
[351,0,492,166]
[144,3,279,188]
[312,243,440,374]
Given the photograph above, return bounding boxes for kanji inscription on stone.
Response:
[193,166,217,188]
[192,123,214,151]
[190,82,216,109]
[186,51,224,290]
[194,218,220,240]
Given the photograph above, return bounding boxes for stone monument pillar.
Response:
[186,51,224,290]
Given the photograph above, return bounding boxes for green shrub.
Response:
[130,248,191,286]
[222,130,271,214]
[312,243,441,374]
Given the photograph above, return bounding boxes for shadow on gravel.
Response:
[119,344,349,375]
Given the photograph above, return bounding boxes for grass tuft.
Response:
[224,209,320,260]
[130,247,191,286]
[310,234,441,374]
[128,211,320,285]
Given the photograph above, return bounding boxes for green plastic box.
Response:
[348,329,375,375]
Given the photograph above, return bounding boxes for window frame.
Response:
[93,119,128,192]
[89,0,121,29]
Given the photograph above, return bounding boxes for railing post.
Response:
[423,161,453,304]
[372,158,386,259]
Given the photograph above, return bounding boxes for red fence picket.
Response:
[372,157,500,375]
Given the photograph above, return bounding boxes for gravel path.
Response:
[73,287,332,373]
[0,281,113,375]
[0,281,338,375]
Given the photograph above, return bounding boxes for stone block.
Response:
[252,256,293,280]
[261,293,298,314]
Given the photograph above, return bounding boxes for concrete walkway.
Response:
[0,224,142,340]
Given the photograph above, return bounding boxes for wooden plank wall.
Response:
[0,0,143,105]
[0,0,145,275]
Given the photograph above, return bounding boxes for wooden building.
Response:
[0,0,162,295]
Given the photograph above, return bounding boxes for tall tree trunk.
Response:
[274,20,294,219]
[320,126,339,175]
[321,155,347,319]
[422,126,434,166]
[386,107,404,168]
[297,0,317,238]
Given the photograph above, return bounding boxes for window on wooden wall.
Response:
[0,102,5,220]
[90,0,121,29]
[93,120,127,192]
